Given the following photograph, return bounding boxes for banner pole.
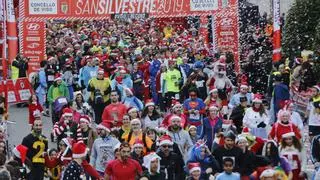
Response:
[2,0,8,115]
[272,0,281,62]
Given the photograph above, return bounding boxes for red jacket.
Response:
[28,103,43,125]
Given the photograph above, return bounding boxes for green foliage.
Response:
[283,0,320,56]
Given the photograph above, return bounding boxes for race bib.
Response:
[58,98,68,104]
[190,113,200,119]
[195,80,204,88]
[48,75,54,81]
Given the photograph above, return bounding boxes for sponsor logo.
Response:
[27,42,40,49]
[26,23,40,31]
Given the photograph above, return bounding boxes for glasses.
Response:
[131,124,140,126]
[161,145,172,148]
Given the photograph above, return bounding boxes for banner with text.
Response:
[0,78,33,103]
[24,0,219,18]
[21,21,46,73]
[214,0,239,72]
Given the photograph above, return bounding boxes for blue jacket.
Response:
[200,117,223,150]
[149,59,161,78]
[79,66,98,88]
[35,68,47,95]
[273,83,290,115]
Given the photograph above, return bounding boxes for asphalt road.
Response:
[7,105,55,154]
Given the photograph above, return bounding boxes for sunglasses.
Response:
[161,145,173,148]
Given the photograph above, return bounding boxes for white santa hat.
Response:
[188,162,201,174]
[132,139,144,149]
[142,152,161,174]
[72,142,88,159]
[282,131,295,139]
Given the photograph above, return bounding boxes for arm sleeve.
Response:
[242,109,251,128]
[82,160,101,179]
[39,72,47,88]
[89,140,97,166]
[311,136,320,164]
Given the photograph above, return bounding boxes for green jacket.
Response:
[47,82,69,104]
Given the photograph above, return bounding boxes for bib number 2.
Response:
[32,141,45,163]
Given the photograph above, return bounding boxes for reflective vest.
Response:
[11,60,19,80]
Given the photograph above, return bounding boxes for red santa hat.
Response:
[72,142,88,159]
[12,144,28,164]
[98,68,104,74]
[253,93,263,103]
[169,115,181,125]
[96,121,110,132]
[313,84,320,92]
[188,125,197,131]
[54,73,62,81]
[62,108,73,117]
[130,118,141,126]
[145,99,155,107]
[158,134,173,146]
[132,139,144,149]
[188,162,201,174]
[282,131,295,139]
[79,115,92,125]
[171,99,182,109]
[240,82,249,89]
[209,86,218,94]
[242,127,250,134]
[208,105,219,111]
[127,107,138,114]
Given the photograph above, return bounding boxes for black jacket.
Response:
[212,146,243,173]
[157,151,185,180]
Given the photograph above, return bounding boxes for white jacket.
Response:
[243,108,269,129]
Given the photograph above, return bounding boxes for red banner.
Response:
[21,21,46,73]
[214,0,239,72]
[23,0,218,19]
[0,78,33,103]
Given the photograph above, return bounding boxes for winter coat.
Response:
[47,82,69,104]
[230,105,246,133]
[157,151,185,180]
[273,83,290,117]
[200,117,223,150]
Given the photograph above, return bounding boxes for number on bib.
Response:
[32,141,45,163]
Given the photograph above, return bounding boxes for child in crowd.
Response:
[216,157,240,180]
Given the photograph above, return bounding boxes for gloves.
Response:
[257,122,266,128]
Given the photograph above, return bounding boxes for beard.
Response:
[34,129,42,135]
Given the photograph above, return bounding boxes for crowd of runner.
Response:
[1,18,320,180]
